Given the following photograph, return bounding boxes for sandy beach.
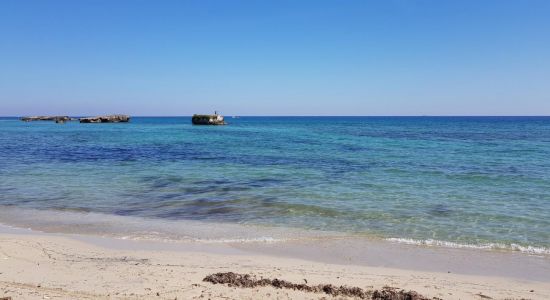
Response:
[0,227,548,300]
[3,0,550,299]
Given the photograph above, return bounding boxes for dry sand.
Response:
[0,231,549,300]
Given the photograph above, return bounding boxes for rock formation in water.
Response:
[79,115,130,123]
[20,116,72,122]
[192,114,226,125]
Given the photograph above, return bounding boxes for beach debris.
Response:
[79,114,130,123]
[203,272,432,299]
[192,112,226,125]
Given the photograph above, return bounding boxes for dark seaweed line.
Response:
[203,272,438,300]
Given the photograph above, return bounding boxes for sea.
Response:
[0,116,549,255]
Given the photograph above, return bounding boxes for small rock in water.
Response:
[79,115,130,123]
[192,113,226,125]
[20,116,71,122]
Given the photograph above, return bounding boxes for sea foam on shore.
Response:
[386,237,550,255]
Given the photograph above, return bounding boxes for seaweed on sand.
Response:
[203,272,436,300]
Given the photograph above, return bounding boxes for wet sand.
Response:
[0,225,548,299]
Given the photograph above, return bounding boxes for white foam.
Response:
[192,236,282,244]
[1,206,548,255]
[112,234,284,244]
[0,206,323,245]
[386,237,550,255]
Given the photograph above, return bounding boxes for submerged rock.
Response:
[79,115,130,123]
[192,114,226,125]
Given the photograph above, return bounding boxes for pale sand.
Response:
[0,231,549,300]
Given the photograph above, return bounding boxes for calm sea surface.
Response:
[1,117,549,253]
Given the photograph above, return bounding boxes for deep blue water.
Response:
[1,116,549,252]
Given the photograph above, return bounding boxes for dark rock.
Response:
[21,116,71,122]
[192,114,226,125]
[79,115,130,123]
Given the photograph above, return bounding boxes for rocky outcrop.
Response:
[79,115,130,123]
[21,116,72,122]
[192,114,226,125]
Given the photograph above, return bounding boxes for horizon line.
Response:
[2,115,550,118]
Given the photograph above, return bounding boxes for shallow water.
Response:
[1,116,549,253]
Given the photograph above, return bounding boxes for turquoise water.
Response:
[0,117,549,253]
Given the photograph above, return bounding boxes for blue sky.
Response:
[1,0,549,116]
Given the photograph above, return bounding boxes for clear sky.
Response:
[1,0,549,116]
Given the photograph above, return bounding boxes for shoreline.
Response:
[1,206,548,257]
[0,225,549,299]
[0,208,549,282]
